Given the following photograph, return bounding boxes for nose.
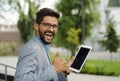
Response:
[49,26,55,32]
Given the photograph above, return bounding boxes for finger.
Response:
[61,58,67,64]
[69,56,75,63]
[67,57,75,66]
[63,65,69,71]
[71,56,75,62]
[55,52,60,58]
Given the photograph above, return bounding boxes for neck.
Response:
[35,31,40,37]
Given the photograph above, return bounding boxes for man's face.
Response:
[37,16,58,44]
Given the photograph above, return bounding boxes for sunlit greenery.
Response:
[99,12,120,61]
[54,0,101,57]
[66,28,81,57]
[82,59,120,76]
[0,42,16,56]
[8,0,41,43]
[49,54,120,76]
[100,17,120,53]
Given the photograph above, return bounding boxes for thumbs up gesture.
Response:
[53,52,68,73]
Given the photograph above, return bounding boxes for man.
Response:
[14,8,74,81]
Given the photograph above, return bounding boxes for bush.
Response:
[0,42,16,56]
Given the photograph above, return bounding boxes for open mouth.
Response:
[44,32,54,41]
[45,32,53,37]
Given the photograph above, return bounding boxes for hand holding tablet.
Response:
[69,45,92,73]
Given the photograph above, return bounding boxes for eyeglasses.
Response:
[40,23,58,29]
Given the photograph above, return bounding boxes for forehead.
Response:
[42,16,58,24]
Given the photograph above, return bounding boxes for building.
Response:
[0,24,20,42]
[0,24,21,56]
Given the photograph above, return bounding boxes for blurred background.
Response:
[0,0,120,81]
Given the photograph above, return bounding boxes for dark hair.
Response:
[36,8,60,24]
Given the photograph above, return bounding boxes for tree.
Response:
[54,0,100,56]
[100,17,120,60]
[100,8,120,61]
[8,0,42,43]
[66,28,81,57]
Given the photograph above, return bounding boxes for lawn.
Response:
[49,54,120,76]
[81,59,120,76]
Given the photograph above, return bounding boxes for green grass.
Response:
[49,54,120,76]
[81,59,120,76]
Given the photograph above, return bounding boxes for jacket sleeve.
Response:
[14,47,58,81]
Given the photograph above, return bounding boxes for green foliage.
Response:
[66,28,81,56]
[66,28,81,45]
[81,59,120,76]
[53,17,75,47]
[100,17,120,53]
[55,0,100,38]
[8,0,41,43]
[54,0,100,56]
[0,42,16,56]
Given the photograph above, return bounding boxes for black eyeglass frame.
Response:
[40,22,59,29]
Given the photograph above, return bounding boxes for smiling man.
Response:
[35,16,58,44]
[14,8,74,81]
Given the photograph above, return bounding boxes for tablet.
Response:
[69,45,92,73]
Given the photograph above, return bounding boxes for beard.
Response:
[38,30,55,44]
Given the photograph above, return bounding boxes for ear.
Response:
[34,22,39,30]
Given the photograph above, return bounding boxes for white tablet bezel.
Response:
[69,45,92,73]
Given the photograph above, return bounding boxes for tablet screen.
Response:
[71,47,90,70]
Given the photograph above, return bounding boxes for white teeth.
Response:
[45,33,52,36]
[46,33,52,36]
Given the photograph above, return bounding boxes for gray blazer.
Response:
[14,35,67,81]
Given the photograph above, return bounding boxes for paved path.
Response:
[68,73,120,81]
[88,51,120,60]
